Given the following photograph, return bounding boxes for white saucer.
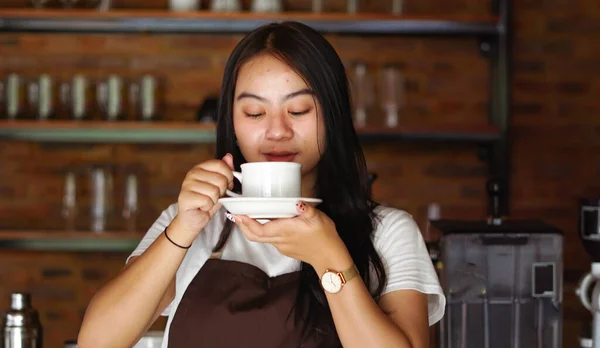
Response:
[218,197,322,219]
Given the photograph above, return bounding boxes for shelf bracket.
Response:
[478,37,497,58]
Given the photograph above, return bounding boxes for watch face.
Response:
[321,271,342,293]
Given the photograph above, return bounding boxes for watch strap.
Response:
[340,264,359,284]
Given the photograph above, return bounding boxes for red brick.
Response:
[423,162,487,178]
[421,38,482,56]
[460,185,484,199]
[516,38,575,55]
[557,81,591,95]
[514,60,546,73]
[546,16,600,34]
[519,0,574,11]
[42,268,73,279]
[513,102,544,115]
[514,79,554,94]
[532,162,574,180]
[81,268,108,281]
[546,59,600,76]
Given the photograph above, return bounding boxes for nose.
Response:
[265,111,293,141]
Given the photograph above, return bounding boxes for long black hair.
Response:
[214,21,387,344]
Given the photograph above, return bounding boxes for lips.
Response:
[263,152,298,162]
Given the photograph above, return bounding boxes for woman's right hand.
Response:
[78,156,235,347]
[169,153,235,243]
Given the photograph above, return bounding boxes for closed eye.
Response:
[289,109,310,116]
[245,112,264,118]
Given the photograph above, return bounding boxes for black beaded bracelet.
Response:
[164,227,192,249]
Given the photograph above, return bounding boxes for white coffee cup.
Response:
[226,162,301,198]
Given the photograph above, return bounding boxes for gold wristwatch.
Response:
[320,264,359,294]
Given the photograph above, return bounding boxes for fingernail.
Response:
[296,201,306,212]
[226,212,235,223]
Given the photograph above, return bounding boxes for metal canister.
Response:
[63,340,77,348]
[580,336,593,348]
[2,293,43,348]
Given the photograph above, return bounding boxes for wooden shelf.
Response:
[0,9,500,36]
[0,120,501,143]
[0,120,216,143]
[0,230,141,252]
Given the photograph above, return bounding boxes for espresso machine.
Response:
[576,198,600,348]
[433,180,564,348]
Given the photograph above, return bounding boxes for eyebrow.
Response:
[236,88,314,103]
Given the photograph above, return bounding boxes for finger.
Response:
[186,170,230,197]
[179,190,215,213]
[221,153,235,189]
[183,180,221,204]
[296,200,317,220]
[197,160,234,188]
[209,202,223,217]
[230,215,263,243]
[231,215,280,243]
[237,215,277,236]
[222,153,234,171]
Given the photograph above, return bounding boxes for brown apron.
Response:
[167,236,341,348]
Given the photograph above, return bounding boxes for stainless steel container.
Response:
[2,293,43,348]
[63,340,77,348]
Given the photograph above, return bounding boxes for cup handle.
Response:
[575,272,595,311]
[225,171,243,197]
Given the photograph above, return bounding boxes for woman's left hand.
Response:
[229,201,350,269]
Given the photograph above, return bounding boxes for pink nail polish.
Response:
[226,212,236,223]
[297,201,306,212]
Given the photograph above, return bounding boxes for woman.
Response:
[78,21,445,348]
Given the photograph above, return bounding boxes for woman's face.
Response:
[233,54,326,182]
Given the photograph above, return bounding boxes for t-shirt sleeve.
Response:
[373,207,446,326]
[125,203,178,316]
[126,203,178,264]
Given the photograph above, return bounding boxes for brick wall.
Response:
[0,0,598,347]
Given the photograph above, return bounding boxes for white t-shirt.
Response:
[127,204,446,347]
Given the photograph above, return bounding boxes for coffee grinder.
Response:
[576,198,600,348]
